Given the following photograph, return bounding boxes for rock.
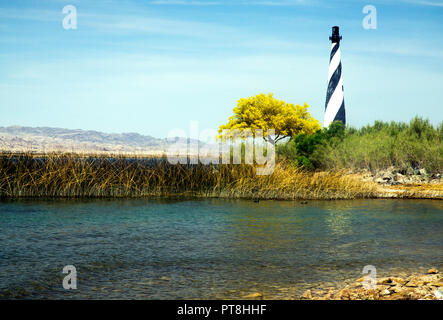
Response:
[389,288,419,300]
[434,289,443,300]
[387,166,396,174]
[365,289,380,300]
[337,288,351,300]
[419,168,427,176]
[380,288,391,296]
[302,289,312,299]
[394,173,404,182]
[243,292,263,299]
[404,278,427,287]
[301,271,443,300]
[389,285,403,293]
[433,279,443,287]
[417,274,436,284]
[378,277,406,286]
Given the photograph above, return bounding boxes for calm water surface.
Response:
[0,199,442,299]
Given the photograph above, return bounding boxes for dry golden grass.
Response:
[217,166,379,200]
[376,183,443,199]
[0,152,379,199]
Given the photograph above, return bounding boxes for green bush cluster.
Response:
[277,117,443,173]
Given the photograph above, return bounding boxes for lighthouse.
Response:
[324,26,346,127]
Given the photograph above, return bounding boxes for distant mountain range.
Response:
[0,126,197,154]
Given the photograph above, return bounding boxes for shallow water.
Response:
[0,198,442,299]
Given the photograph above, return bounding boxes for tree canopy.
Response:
[218,93,321,143]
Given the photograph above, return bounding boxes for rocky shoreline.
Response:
[355,167,443,199]
[301,269,443,300]
[362,167,442,186]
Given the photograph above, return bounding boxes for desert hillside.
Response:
[0,126,193,154]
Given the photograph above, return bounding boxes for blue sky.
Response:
[0,0,442,138]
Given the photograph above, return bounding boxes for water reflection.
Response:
[0,198,441,299]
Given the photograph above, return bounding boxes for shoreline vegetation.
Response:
[0,117,441,200]
[0,152,375,199]
[0,152,441,200]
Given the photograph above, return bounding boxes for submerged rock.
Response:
[302,290,312,299]
[243,292,263,299]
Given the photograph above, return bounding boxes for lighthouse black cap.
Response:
[329,26,342,44]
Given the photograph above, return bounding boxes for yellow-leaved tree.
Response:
[218,93,321,143]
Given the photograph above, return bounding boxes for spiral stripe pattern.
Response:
[324,42,346,127]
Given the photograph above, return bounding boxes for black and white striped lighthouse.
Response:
[324,26,346,127]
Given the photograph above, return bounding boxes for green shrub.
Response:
[277,117,443,173]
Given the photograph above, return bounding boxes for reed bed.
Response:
[0,152,378,200]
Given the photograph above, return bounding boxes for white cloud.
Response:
[0,8,60,22]
[86,15,235,38]
[0,7,237,38]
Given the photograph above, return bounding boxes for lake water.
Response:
[0,199,442,299]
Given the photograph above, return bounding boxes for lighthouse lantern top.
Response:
[329,26,342,44]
